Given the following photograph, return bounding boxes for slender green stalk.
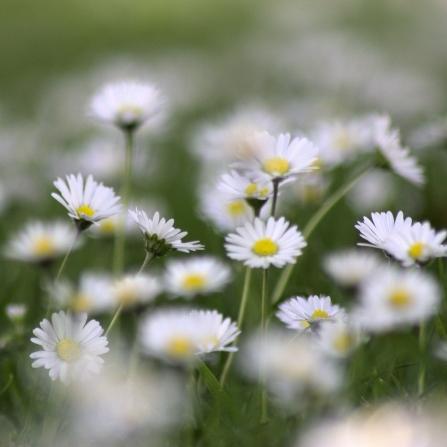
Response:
[39,382,55,447]
[270,166,372,305]
[113,129,134,276]
[106,251,155,337]
[270,178,281,218]
[220,267,252,386]
[260,267,269,423]
[418,321,426,397]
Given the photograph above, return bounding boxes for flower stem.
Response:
[39,382,55,447]
[418,321,426,397]
[113,129,134,277]
[270,178,281,218]
[220,267,252,387]
[260,267,269,423]
[270,166,372,305]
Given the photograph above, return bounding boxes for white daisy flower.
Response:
[199,189,254,233]
[354,267,441,332]
[217,170,272,202]
[30,311,109,384]
[3,220,81,264]
[111,274,161,309]
[232,131,319,183]
[5,304,27,324]
[382,221,447,267]
[225,216,306,269]
[316,319,361,358]
[323,249,384,288]
[164,256,232,298]
[355,211,413,250]
[373,115,424,186]
[276,295,345,330]
[129,209,204,256]
[52,173,121,230]
[87,81,166,132]
[139,308,239,365]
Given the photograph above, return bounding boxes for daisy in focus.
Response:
[88,80,166,132]
[276,295,345,331]
[30,311,109,384]
[52,173,121,231]
[354,267,441,332]
[225,216,306,269]
[4,220,81,264]
[164,256,232,298]
[129,209,204,257]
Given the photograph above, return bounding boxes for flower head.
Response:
[30,311,109,384]
[129,209,204,256]
[88,81,166,132]
[111,274,161,309]
[52,173,121,231]
[217,170,272,202]
[225,216,306,269]
[316,319,361,358]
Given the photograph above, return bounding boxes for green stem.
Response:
[270,166,372,305]
[418,321,426,397]
[39,382,55,447]
[220,267,252,386]
[113,129,134,277]
[270,178,281,218]
[260,268,269,423]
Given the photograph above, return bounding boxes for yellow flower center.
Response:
[300,321,310,328]
[32,236,56,257]
[182,274,208,291]
[263,157,289,176]
[253,238,278,256]
[116,288,137,306]
[333,129,354,152]
[245,183,259,197]
[311,309,330,320]
[259,187,269,197]
[199,335,219,350]
[333,333,354,355]
[76,204,95,217]
[226,200,247,217]
[57,339,81,362]
[98,218,117,235]
[408,242,425,260]
[118,104,142,118]
[167,335,195,359]
[70,294,93,313]
[389,288,412,308]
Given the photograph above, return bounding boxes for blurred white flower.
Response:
[5,304,27,324]
[316,319,361,358]
[217,170,272,201]
[111,274,161,309]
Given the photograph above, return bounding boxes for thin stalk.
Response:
[113,129,134,276]
[220,267,252,386]
[271,166,372,305]
[418,321,426,397]
[105,251,155,337]
[260,267,269,423]
[270,178,281,218]
[39,382,55,447]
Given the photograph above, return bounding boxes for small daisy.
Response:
[88,81,166,132]
[316,319,361,358]
[164,256,232,298]
[129,209,204,256]
[52,173,121,231]
[373,115,424,186]
[30,311,109,384]
[355,211,413,250]
[217,170,272,202]
[354,267,441,332]
[323,249,384,288]
[5,304,27,324]
[276,295,345,330]
[382,221,447,267]
[232,131,319,183]
[111,274,161,309]
[225,216,306,269]
[4,220,81,264]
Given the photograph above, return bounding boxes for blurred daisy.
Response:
[323,249,383,288]
[5,304,27,324]
[111,274,161,309]
[129,209,204,256]
[217,170,272,201]
[233,131,319,183]
[30,311,109,384]
[276,295,345,331]
[316,319,361,358]
[373,115,424,186]
[382,221,447,267]
[164,256,231,298]
[4,220,81,264]
[354,267,441,332]
[88,212,140,238]
[355,211,413,250]
[225,216,306,269]
[88,80,166,132]
[52,173,121,231]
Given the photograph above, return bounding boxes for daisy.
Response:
[232,131,319,183]
[4,220,81,264]
[354,267,441,332]
[30,311,109,384]
[5,304,27,324]
[373,115,424,186]
[225,216,306,269]
[129,209,204,256]
[87,81,166,132]
[111,274,161,309]
[382,221,447,267]
[164,256,232,298]
[315,319,361,358]
[355,211,413,250]
[322,249,383,288]
[217,170,272,202]
[52,173,121,231]
[276,295,345,330]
